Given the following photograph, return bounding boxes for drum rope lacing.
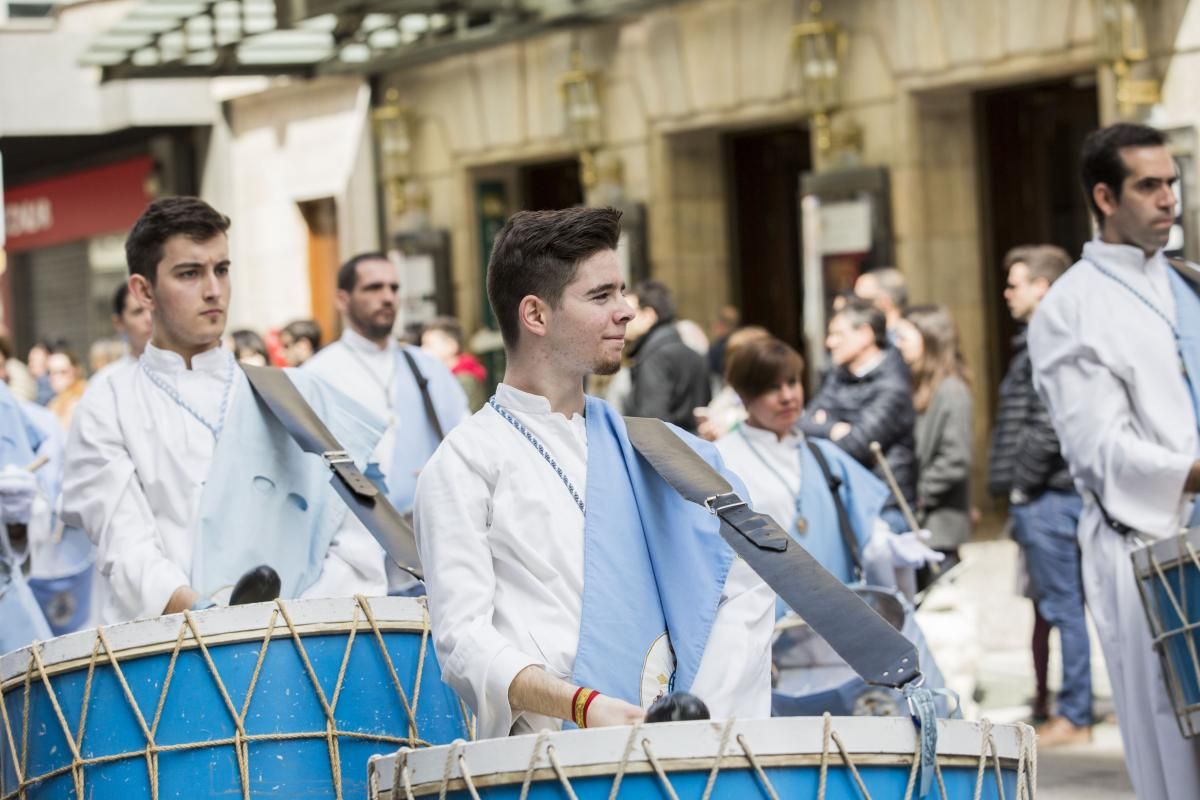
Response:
[1135,537,1200,736]
[393,712,1038,800]
[0,595,471,800]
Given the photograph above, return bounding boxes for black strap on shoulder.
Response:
[805,439,863,581]
[401,348,446,442]
[240,364,422,579]
[1167,256,1200,289]
[623,415,919,689]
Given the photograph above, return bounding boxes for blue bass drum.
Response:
[0,596,472,799]
[369,717,1035,799]
[1132,527,1200,737]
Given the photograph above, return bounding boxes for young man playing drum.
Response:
[62,197,387,624]
[1030,122,1200,797]
[413,207,774,738]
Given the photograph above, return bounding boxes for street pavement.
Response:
[916,538,1136,799]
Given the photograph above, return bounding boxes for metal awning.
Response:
[82,0,677,82]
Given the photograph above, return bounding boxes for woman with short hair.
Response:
[714,336,941,595]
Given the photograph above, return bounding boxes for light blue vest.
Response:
[385,345,468,514]
[189,369,385,601]
[794,437,890,585]
[571,398,739,711]
[1167,266,1200,526]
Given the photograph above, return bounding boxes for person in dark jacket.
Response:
[624,281,711,433]
[988,243,1091,746]
[894,305,972,582]
[800,297,916,531]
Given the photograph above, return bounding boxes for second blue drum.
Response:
[0,595,472,799]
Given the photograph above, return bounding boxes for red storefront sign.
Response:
[3,155,155,253]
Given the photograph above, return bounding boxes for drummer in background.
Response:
[0,378,54,652]
[1029,122,1200,798]
[61,197,387,624]
[414,207,775,738]
[713,336,942,594]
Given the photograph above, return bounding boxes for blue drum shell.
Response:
[0,596,471,799]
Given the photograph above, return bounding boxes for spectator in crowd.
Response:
[855,267,908,341]
[623,280,711,433]
[894,305,973,581]
[27,340,55,406]
[46,348,87,430]
[420,316,488,411]
[800,297,917,531]
[706,305,741,380]
[89,338,126,375]
[111,283,153,362]
[0,329,36,403]
[230,329,269,366]
[989,243,1091,745]
[696,325,770,441]
[280,319,322,367]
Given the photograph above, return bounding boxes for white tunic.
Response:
[714,424,894,586]
[1029,239,1200,799]
[304,329,401,468]
[413,384,775,739]
[61,343,386,624]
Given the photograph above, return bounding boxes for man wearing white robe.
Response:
[415,207,774,738]
[62,198,386,623]
[1029,122,1200,799]
[303,254,467,517]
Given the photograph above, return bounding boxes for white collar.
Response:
[143,341,232,374]
[739,421,802,449]
[1082,238,1166,277]
[340,326,396,356]
[851,350,886,378]
[495,383,585,422]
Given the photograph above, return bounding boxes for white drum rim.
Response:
[369,716,1031,795]
[1,595,428,689]
[1133,527,1200,576]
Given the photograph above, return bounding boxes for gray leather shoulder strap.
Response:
[623,415,919,689]
[241,364,422,579]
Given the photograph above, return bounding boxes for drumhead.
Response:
[370,716,1029,796]
[0,595,427,688]
[1132,526,1200,576]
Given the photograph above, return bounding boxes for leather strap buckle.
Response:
[323,450,378,499]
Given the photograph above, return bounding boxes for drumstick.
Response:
[869,441,921,533]
[23,455,49,473]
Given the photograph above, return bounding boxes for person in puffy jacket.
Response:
[800,297,916,531]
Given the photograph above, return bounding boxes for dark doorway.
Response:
[977,77,1098,389]
[726,127,812,349]
[520,158,584,211]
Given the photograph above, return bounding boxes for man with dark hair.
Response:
[413,207,773,738]
[623,280,711,432]
[304,252,467,587]
[801,298,917,535]
[989,243,1090,745]
[62,197,387,623]
[1030,122,1200,796]
[280,319,322,367]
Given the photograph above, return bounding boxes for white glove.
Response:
[886,529,946,569]
[0,465,37,526]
